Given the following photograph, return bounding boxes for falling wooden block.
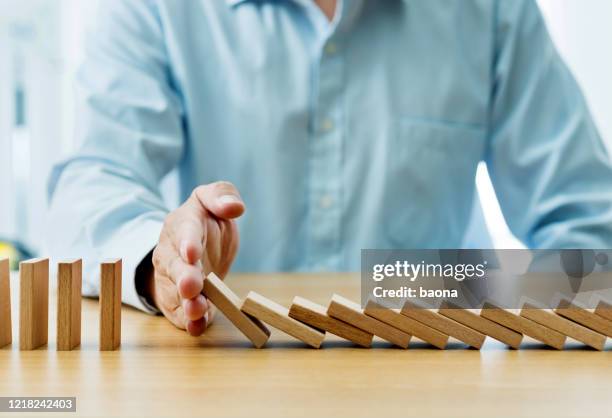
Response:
[521,302,605,351]
[289,296,373,348]
[241,291,325,348]
[594,300,612,322]
[100,259,122,351]
[327,294,411,348]
[57,259,82,351]
[0,258,11,348]
[203,273,270,348]
[555,299,612,338]
[481,302,566,350]
[402,300,486,349]
[364,299,448,349]
[19,258,49,350]
[439,301,523,349]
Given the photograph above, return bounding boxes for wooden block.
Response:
[100,259,122,351]
[57,259,82,351]
[0,258,11,348]
[595,300,612,322]
[364,299,448,349]
[203,273,270,348]
[402,301,486,349]
[327,294,411,348]
[439,301,523,349]
[555,299,612,338]
[521,302,605,351]
[481,302,566,350]
[289,296,373,348]
[19,258,49,350]
[241,291,325,348]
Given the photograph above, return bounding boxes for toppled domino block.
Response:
[203,273,270,348]
[99,259,122,351]
[481,302,566,350]
[0,258,11,348]
[327,294,411,348]
[364,299,447,349]
[57,259,82,351]
[439,301,522,349]
[521,302,605,351]
[555,299,612,338]
[20,258,49,350]
[289,296,373,348]
[241,291,325,348]
[595,300,612,322]
[402,300,486,349]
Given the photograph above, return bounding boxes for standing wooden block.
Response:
[19,258,49,350]
[481,302,566,350]
[100,259,122,351]
[555,299,612,337]
[327,294,411,348]
[364,299,448,349]
[402,301,486,349]
[57,259,82,351]
[521,302,605,351]
[203,273,270,348]
[0,258,11,348]
[241,291,325,348]
[289,296,373,348]
[439,301,523,349]
[594,300,612,322]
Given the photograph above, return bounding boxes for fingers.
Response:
[193,182,245,220]
[168,256,203,299]
[182,294,208,321]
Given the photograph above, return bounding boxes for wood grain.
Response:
[555,299,612,337]
[402,301,486,349]
[19,258,49,350]
[100,259,122,351]
[57,259,82,351]
[594,300,612,322]
[289,296,373,347]
[439,301,523,349]
[203,273,270,348]
[241,291,325,348]
[0,258,10,348]
[521,302,605,351]
[481,302,566,350]
[364,299,448,349]
[327,294,411,348]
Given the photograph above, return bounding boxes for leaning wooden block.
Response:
[57,259,82,351]
[521,302,605,351]
[594,300,612,322]
[555,299,612,338]
[439,301,523,349]
[19,258,49,350]
[0,258,11,348]
[364,299,447,349]
[327,294,411,348]
[402,300,486,349]
[203,273,270,348]
[241,291,325,348]
[289,296,373,348]
[100,259,122,351]
[481,302,566,350]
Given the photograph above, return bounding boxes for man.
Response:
[47,0,612,336]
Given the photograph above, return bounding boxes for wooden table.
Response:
[1,272,611,417]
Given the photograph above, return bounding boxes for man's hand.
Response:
[150,182,244,336]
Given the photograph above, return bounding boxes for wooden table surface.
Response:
[1,272,611,417]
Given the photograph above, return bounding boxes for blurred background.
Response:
[0,0,610,264]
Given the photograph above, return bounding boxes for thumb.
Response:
[192,181,245,220]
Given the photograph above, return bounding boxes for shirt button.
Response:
[321,118,334,133]
[324,42,337,55]
[319,195,334,209]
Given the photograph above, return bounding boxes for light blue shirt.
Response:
[47,0,612,311]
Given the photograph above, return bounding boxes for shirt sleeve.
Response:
[486,0,612,249]
[46,0,183,312]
